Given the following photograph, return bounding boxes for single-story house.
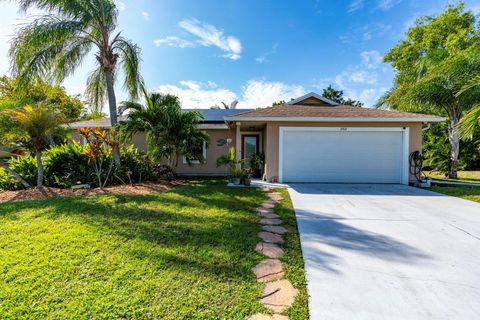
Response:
[68,92,444,184]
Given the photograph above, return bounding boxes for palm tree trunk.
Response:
[447,117,460,179]
[105,69,121,164]
[35,150,44,187]
[0,161,31,188]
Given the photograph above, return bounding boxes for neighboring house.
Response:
[68,92,444,184]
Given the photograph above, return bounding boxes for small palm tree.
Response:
[8,0,142,128]
[0,104,66,187]
[458,74,480,140]
[120,88,209,168]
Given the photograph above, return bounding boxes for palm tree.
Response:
[0,104,66,187]
[458,74,480,140]
[8,0,143,159]
[119,88,209,168]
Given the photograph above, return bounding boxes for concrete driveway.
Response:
[288,184,480,320]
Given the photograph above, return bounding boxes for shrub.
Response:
[0,155,37,191]
[0,143,170,192]
[43,143,93,188]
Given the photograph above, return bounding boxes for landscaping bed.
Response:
[0,181,183,203]
[0,180,308,319]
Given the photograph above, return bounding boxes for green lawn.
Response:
[425,170,480,183]
[430,186,480,204]
[0,180,308,319]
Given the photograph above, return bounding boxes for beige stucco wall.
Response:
[263,121,423,183]
[174,128,236,175]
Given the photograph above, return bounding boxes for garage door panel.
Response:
[281,129,404,183]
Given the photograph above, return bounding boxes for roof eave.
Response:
[223,116,446,123]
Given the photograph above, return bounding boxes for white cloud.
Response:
[318,50,391,107]
[348,0,401,13]
[348,0,365,13]
[361,50,383,69]
[255,43,279,64]
[154,36,195,48]
[155,81,237,109]
[239,80,305,108]
[153,79,305,109]
[141,11,150,21]
[340,22,392,43]
[178,18,242,60]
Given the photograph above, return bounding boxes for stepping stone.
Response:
[260,279,299,313]
[260,218,283,226]
[258,212,280,219]
[252,259,284,283]
[246,314,289,320]
[267,194,283,201]
[262,225,288,235]
[255,242,284,258]
[258,232,284,244]
[260,202,276,209]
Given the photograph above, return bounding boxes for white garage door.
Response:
[280,127,408,184]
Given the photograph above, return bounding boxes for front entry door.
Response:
[242,135,259,160]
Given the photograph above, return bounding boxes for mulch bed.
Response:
[0,180,186,203]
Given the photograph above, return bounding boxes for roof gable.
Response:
[287,92,339,106]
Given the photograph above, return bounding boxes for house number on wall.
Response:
[340,127,348,131]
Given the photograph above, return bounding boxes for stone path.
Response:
[247,190,299,320]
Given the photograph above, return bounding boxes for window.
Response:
[183,141,207,164]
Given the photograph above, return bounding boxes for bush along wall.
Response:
[0,143,167,191]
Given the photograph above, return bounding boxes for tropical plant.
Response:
[8,0,143,162]
[0,104,66,187]
[379,3,480,178]
[77,127,116,188]
[458,73,480,140]
[120,89,209,168]
[43,142,92,188]
[0,76,85,121]
[0,154,37,190]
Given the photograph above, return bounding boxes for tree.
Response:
[379,3,480,178]
[0,76,85,120]
[458,74,480,140]
[322,85,364,107]
[8,0,143,161]
[119,88,209,168]
[0,104,66,187]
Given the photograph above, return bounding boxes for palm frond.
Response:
[458,106,480,140]
[113,37,143,101]
[85,66,107,115]
[9,15,87,86]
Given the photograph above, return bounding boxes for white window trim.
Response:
[278,127,410,185]
[183,141,207,165]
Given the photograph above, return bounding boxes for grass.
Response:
[273,188,309,319]
[430,186,480,204]
[424,170,480,183]
[0,180,308,319]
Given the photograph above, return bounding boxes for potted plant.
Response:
[243,168,253,186]
[217,147,243,182]
[230,167,244,185]
[250,153,264,178]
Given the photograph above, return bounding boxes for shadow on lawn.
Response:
[0,180,265,280]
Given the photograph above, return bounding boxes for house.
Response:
[68,92,444,184]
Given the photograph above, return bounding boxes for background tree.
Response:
[120,89,209,169]
[379,3,480,178]
[0,76,85,120]
[0,104,66,187]
[322,85,364,107]
[8,0,143,161]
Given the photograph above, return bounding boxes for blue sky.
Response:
[1,0,480,112]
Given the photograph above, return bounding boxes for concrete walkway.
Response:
[288,184,480,320]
